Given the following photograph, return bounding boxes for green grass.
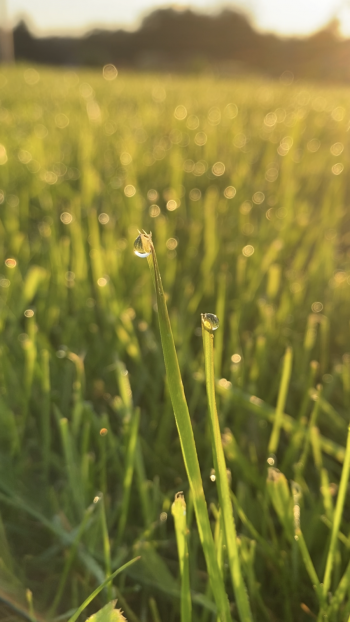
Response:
[0,63,350,621]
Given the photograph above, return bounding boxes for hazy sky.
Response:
[4,0,350,36]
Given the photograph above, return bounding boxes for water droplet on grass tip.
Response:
[175,491,184,500]
[134,233,151,258]
[202,313,220,331]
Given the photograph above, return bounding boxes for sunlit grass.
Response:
[0,64,350,620]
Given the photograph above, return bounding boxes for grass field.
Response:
[0,64,350,622]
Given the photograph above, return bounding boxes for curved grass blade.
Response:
[136,232,232,622]
[67,557,140,622]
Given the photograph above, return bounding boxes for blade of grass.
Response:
[295,528,323,604]
[99,494,112,601]
[268,347,293,456]
[149,597,161,622]
[296,386,323,479]
[56,410,85,520]
[202,315,253,622]
[25,589,36,622]
[323,424,350,596]
[214,270,227,378]
[49,504,96,617]
[137,232,232,622]
[134,439,152,527]
[67,557,140,622]
[224,387,345,464]
[172,492,192,622]
[40,349,51,481]
[117,408,140,543]
[116,408,141,545]
[326,559,350,618]
[230,492,276,563]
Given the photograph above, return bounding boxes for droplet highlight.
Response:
[134,234,151,258]
[202,313,220,332]
[267,453,276,466]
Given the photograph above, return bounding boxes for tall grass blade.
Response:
[116,408,141,545]
[201,315,253,622]
[295,528,323,604]
[40,349,51,480]
[172,492,192,622]
[268,347,293,456]
[49,504,96,617]
[323,424,350,596]
[137,232,232,622]
[67,557,140,622]
[100,495,112,601]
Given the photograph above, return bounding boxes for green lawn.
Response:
[0,64,350,621]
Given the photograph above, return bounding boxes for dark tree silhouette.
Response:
[11,9,350,82]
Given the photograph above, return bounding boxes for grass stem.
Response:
[202,317,253,622]
[323,424,350,596]
[141,232,232,622]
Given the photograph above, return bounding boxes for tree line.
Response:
[11,8,350,82]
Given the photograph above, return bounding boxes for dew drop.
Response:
[267,453,276,466]
[133,233,151,258]
[202,313,220,331]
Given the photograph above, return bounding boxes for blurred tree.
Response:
[11,7,350,82]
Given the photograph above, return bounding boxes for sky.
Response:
[3,0,350,37]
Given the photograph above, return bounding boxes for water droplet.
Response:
[175,491,184,501]
[267,453,276,466]
[210,468,216,482]
[202,313,220,331]
[134,233,151,258]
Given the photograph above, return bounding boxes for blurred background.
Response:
[2,1,350,621]
[2,0,350,80]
